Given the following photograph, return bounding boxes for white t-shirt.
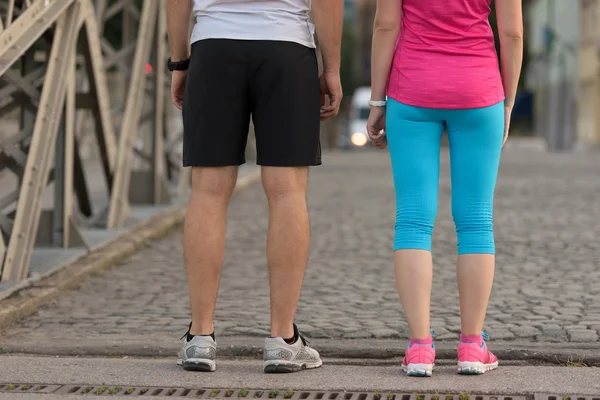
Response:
[191,0,316,48]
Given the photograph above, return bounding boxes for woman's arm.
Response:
[495,0,523,109]
[370,0,403,102]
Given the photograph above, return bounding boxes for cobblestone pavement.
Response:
[2,148,600,345]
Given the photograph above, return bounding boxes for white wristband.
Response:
[368,100,387,107]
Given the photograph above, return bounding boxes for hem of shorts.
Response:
[387,93,505,110]
[256,159,322,167]
[190,35,316,49]
[183,160,246,167]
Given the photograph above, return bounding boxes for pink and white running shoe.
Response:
[401,338,436,377]
[457,332,498,375]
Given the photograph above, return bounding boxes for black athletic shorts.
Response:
[182,39,322,167]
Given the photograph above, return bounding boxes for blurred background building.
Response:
[340,0,600,151]
[577,0,600,149]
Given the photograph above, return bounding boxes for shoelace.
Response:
[180,322,193,340]
[298,332,309,346]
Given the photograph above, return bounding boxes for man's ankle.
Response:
[271,327,295,340]
[189,322,214,337]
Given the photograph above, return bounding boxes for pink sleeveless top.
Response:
[387,0,504,109]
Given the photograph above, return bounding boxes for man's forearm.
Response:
[166,0,192,61]
[311,1,343,73]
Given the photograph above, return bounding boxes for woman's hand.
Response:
[503,105,512,146]
[367,106,387,149]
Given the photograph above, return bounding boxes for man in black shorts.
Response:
[166,0,342,373]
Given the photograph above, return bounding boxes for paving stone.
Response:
[483,328,515,340]
[338,326,363,334]
[309,330,334,339]
[568,330,599,343]
[343,331,374,339]
[552,314,582,322]
[577,321,600,327]
[509,325,541,338]
[1,150,599,347]
[215,321,238,331]
[557,308,583,316]
[566,325,589,331]
[537,326,567,343]
[370,328,401,338]
[435,332,459,340]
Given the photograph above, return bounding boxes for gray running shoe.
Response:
[263,324,322,373]
[177,323,216,372]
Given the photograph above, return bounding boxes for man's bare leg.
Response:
[184,166,238,336]
[262,166,310,339]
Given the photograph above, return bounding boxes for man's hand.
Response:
[171,70,187,110]
[312,1,343,120]
[319,71,342,120]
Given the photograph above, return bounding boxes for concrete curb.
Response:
[0,170,262,331]
[2,336,599,366]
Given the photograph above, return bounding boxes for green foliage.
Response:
[94,386,108,395]
[108,386,122,395]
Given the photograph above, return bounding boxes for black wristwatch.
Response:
[167,57,190,71]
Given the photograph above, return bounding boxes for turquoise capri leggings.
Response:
[386,98,504,255]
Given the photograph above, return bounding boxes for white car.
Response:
[343,86,372,149]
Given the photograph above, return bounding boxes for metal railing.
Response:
[0,0,223,282]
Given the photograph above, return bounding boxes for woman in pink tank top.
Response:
[366,0,523,376]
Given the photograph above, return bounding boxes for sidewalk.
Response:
[0,147,599,395]
[1,357,600,397]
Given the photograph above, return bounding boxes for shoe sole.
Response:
[457,361,498,375]
[401,363,434,377]
[263,359,323,374]
[182,358,216,372]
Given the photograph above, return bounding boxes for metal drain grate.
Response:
[0,384,62,394]
[0,385,526,399]
[535,395,600,400]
